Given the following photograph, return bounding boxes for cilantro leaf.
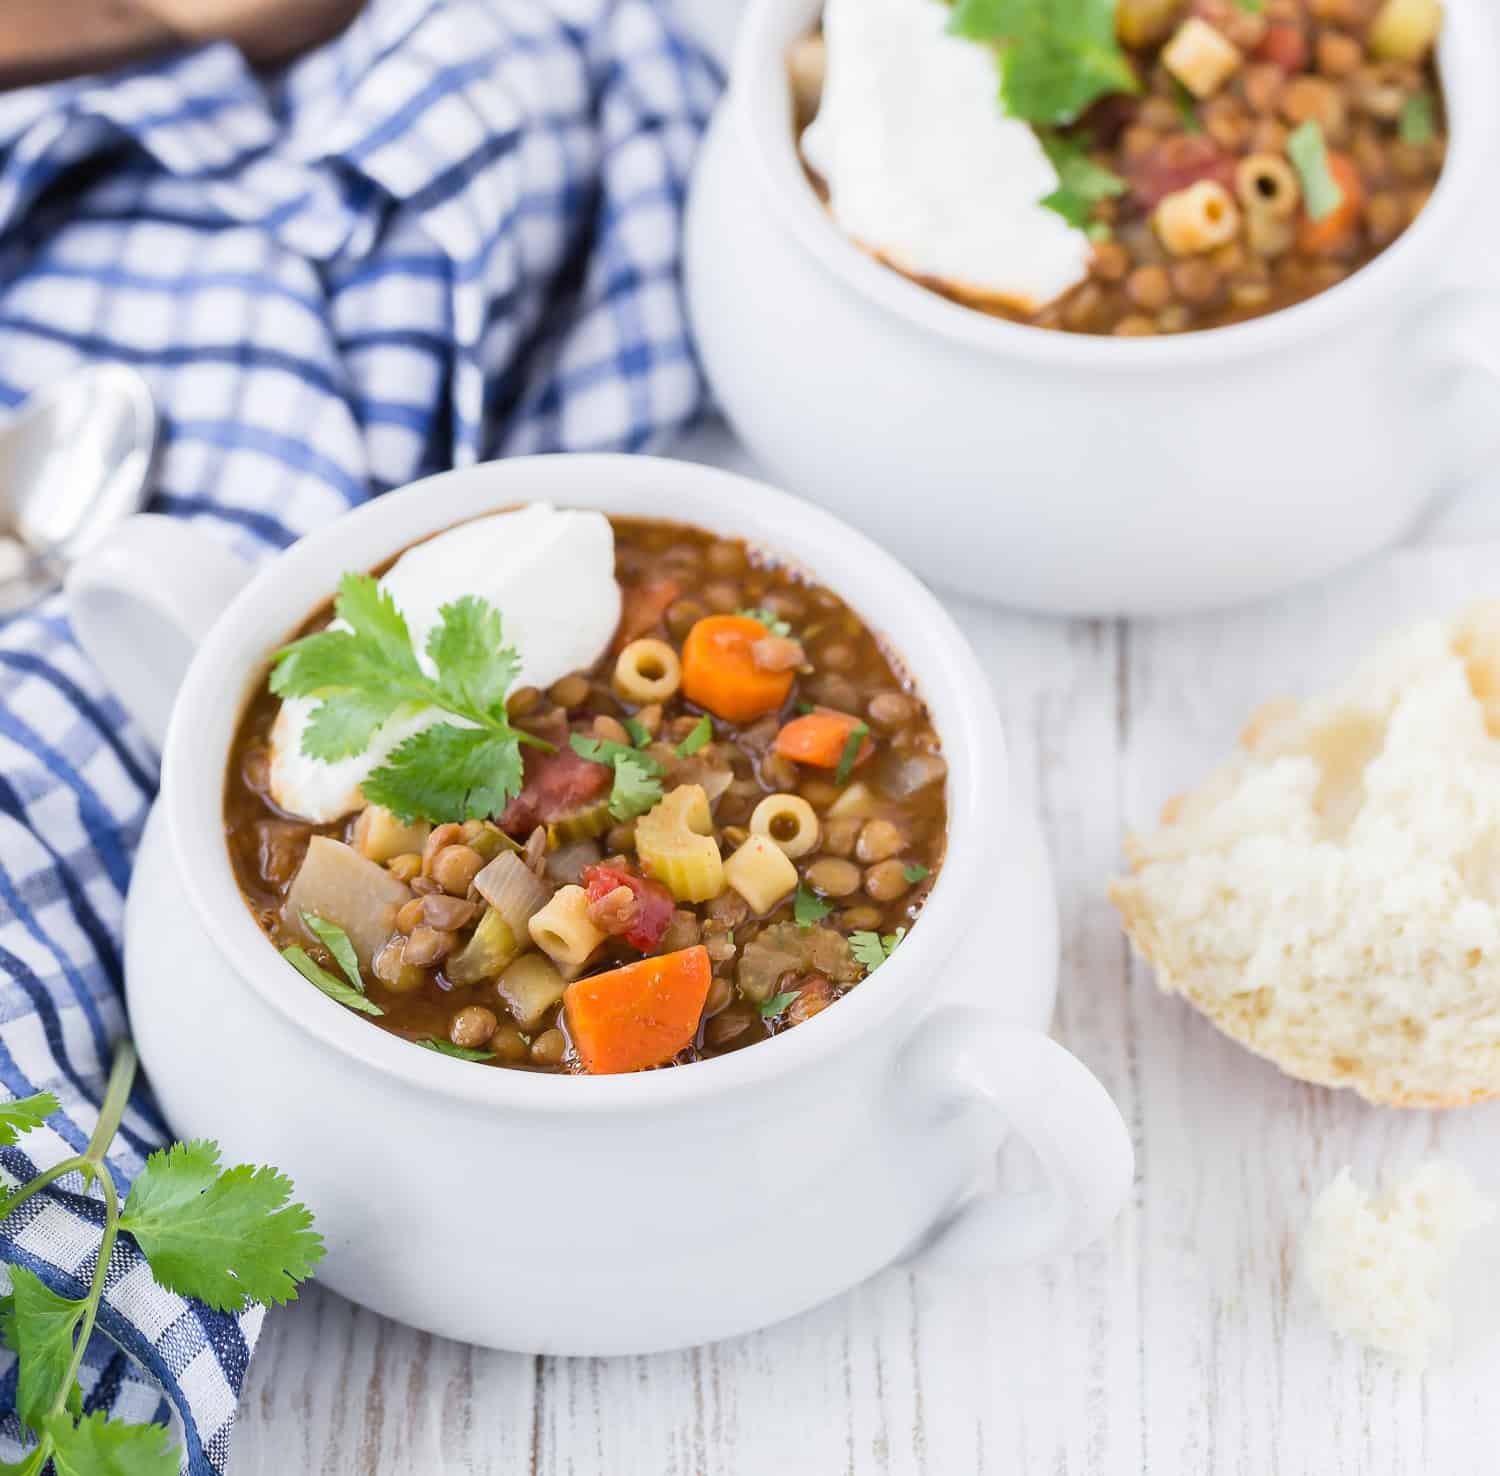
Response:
[46,1411,178,1476]
[1399,92,1436,144]
[120,1140,325,1313]
[676,715,713,758]
[759,990,802,1018]
[271,575,428,761]
[569,735,664,821]
[949,0,1140,127]
[850,927,907,973]
[282,946,383,1017]
[1172,79,1202,134]
[1039,132,1127,229]
[417,1039,495,1062]
[363,726,525,826]
[426,597,519,719]
[622,716,652,747]
[0,1093,58,1147]
[793,883,832,929]
[1235,0,1264,12]
[736,607,792,638]
[834,722,871,787]
[300,914,362,993]
[1287,120,1343,221]
[271,575,545,822]
[3,1269,85,1434]
[903,863,931,884]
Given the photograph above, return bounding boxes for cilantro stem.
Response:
[84,1038,136,1170]
[0,1039,137,1471]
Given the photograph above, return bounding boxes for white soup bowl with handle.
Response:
[66,454,1132,1354]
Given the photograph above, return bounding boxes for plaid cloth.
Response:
[0,1,718,1469]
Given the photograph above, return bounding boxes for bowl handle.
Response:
[900,1010,1133,1270]
[64,513,253,750]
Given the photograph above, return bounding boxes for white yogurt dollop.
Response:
[269,504,621,823]
[801,0,1094,311]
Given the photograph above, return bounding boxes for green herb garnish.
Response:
[903,863,931,884]
[759,990,802,1018]
[676,714,714,757]
[793,883,832,929]
[301,912,362,991]
[417,1038,495,1062]
[1399,92,1436,144]
[947,0,1140,127]
[1172,78,1202,134]
[1038,132,1127,230]
[569,734,665,820]
[796,701,816,715]
[737,607,792,638]
[850,927,907,973]
[0,1043,323,1473]
[833,721,870,787]
[622,716,652,747]
[1287,120,1343,222]
[282,945,383,1016]
[1234,0,1263,13]
[270,576,553,825]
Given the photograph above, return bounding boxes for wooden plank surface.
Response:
[230,434,1500,1473]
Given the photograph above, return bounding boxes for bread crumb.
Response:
[1303,1161,1495,1367]
[1110,605,1500,1106]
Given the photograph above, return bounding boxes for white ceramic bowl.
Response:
[67,455,1132,1354]
[685,0,1500,616]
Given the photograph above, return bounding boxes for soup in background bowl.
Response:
[793,0,1447,336]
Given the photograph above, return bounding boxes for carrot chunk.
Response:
[563,946,713,1074]
[1297,152,1364,256]
[774,710,874,769]
[681,615,795,723]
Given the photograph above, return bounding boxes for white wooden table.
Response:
[227,424,1500,1473]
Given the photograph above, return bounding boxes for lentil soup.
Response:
[792,0,1447,336]
[226,513,947,1075]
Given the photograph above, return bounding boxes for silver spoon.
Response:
[0,365,157,614]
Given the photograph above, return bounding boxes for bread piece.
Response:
[1110,604,1500,1107]
[1303,1161,1495,1366]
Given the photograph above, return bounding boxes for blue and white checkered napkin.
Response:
[0,1,718,1467]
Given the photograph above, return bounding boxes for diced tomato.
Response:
[1256,22,1307,71]
[582,863,675,952]
[500,746,610,834]
[1125,135,1235,209]
[614,576,680,649]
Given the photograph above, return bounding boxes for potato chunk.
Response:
[281,836,411,968]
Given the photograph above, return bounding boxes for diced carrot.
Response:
[774,709,874,769]
[614,576,680,649]
[681,615,795,723]
[1297,153,1364,256]
[563,946,712,1074]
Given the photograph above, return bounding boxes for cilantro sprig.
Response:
[417,1038,495,1062]
[947,0,1140,128]
[283,913,383,1018]
[759,990,802,1018]
[569,735,664,821]
[1038,131,1127,230]
[1399,92,1436,145]
[793,882,832,929]
[0,1042,323,1473]
[1286,120,1344,222]
[736,607,792,638]
[850,927,907,973]
[270,576,553,825]
[676,715,713,758]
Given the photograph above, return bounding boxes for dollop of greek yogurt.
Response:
[269,504,621,823]
[801,0,1094,311]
